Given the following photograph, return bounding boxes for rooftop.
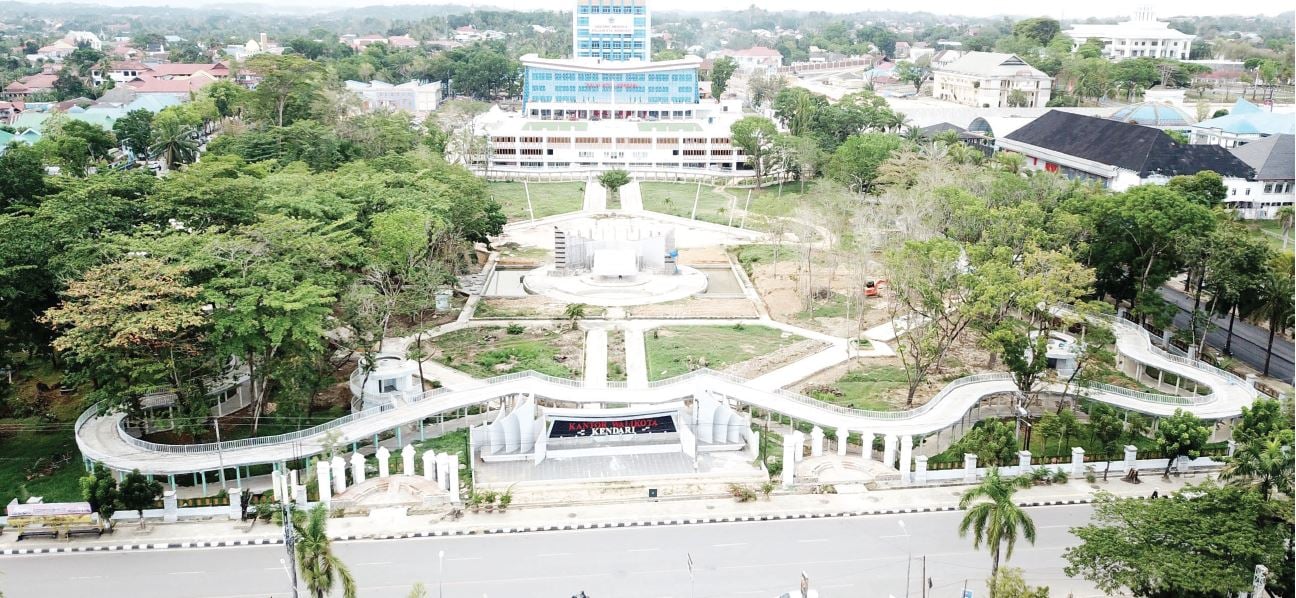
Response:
[1230,134,1295,181]
[1192,98,1296,136]
[936,52,1049,80]
[1107,101,1195,127]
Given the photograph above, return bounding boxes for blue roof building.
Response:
[1107,101,1195,131]
[1190,98,1296,147]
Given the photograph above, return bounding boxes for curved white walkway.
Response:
[75,308,1257,476]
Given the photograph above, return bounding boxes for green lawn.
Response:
[488,181,585,222]
[430,326,583,379]
[607,330,627,382]
[1243,219,1293,254]
[413,429,471,492]
[644,324,796,380]
[806,366,910,411]
[0,422,85,504]
[639,182,735,225]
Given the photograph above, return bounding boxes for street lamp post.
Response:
[899,519,911,598]
[438,549,445,598]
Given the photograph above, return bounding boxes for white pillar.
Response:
[809,426,825,457]
[422,450,437,481]
[293,484,307,505]
[790,430,806,463]
[271,470,285,501]
[1017,450,1032,476]
[882,434,897,469]
[914,455,928,484]
[402,444,416,475]
[1123,444,1138,473]
[447,453,461,504]
[331,455,347,494]
[350,452,367,485]
[1227,439,1237,457]
[162,490,177,523]
[436,453,451,491]
[747,430,761,460]
[317,464,332,507]
[836,428,849,457]
[227,490,241,520]
[781,436,796,488]
[288,469,299,490]
[1071,447,1085,477]
[861,430,874,461]
[963,453,978,483]
[899,435,913,483]
[376,446,391,478]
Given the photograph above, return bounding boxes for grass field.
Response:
[639,182,735,225]
[1243,219,1293,254]
[489,181,585,221]
[429,326,583,379]
[644,324,796,380]
[414,429,471,491]
[0,422,85,504]
[806,366,910,411]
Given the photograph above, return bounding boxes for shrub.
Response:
[729,483,757,502]
[1052,469,1069,484]
[760,481,776,499]
[506,323,525,335]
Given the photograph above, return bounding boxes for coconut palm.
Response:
[1246,254,1295,376]
[564,303,587,331]
[293,504,357,598]
[992,152,1025,174]
[958,468,1037,586]
[149,118,199,170]
[1222,436,1294,500]
[1277,206,1294,250]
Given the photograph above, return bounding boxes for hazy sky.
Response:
[32,0,1296,19]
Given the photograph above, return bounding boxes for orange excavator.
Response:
[863,279,888,298]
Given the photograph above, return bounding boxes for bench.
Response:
[17,528,59,541]
[66,526,103,539]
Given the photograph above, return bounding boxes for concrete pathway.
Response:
[584,328,608,389]
[582,177,606,211]
[619,179,643,212]
[625,327,648,389]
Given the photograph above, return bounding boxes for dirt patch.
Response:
[475,296,606,319]
[423,325,585,379]
[723,338,832,379]
[677,246,731,265]
[747,258,893,336]
[629,297,759,318]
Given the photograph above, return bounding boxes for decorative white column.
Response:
[1017,451,1032,476]
[899,435,913,483]
[162,490,178,523]
[882,434,897,469]
[271,470,285,500]
[747,430,761,460]
[447,453,461,504]
[288,469,299,490]
[1123,445,1138,473]
[422,450,437,481]
[1071,447,1085,477]
[227,490,241,520]
[836,428,849,457]
[963,453,978,483]
[350,452,367,485]
[861,430,875,461]
[376,446,391,478]
[809,426,825,457]
[436,453,451,491]
[293,484,307,505]
[402,444,416,475]
[781,436,797,488]
[914,455,928,484]
[317,463,332,507]
[331,455,347,494]
[790,430,806,462]
[1226,439,1237,457]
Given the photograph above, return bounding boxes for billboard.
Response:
[587,14,635,35]
[549,416,677,438]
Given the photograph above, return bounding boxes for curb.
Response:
[0,499,1092,556]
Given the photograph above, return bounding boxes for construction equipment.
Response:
[863,279,888,298]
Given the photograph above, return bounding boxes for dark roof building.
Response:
[997,110,1252,190]
[1227,134,1295,219]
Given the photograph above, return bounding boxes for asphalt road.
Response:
[1158,286,1295,384]
[1,506,1105,598]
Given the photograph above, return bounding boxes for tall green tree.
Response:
[826,132,903,193]
[1246,253,1295,376]
[1154,408,1211,477]
[729,116,778,182]
[709,56,738,100]
[1223,436,1294,500]
[246,54,325,126]
[1012,17,1062,45]
[958,468,1037,586]
[79,463,119,523]
[1065,483,1294,597]
[0,143,48,211]
[291,504,357,598]
[149,116,199,170]
[112,108,154,158]
[597,169,631,202]
[118,469,163,530]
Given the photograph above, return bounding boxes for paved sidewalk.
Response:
[620,180,643,212]
[582,177,606,211]
[625,327,648,388]
[584,328,608,388]
[0,473,1211,555]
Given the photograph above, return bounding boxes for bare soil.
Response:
[629,297,759,318]
[676,246,731,265]
[475,296,606,320]
[724,338,832,379]
[747,259,893,336]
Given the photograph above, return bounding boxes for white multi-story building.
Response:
[932,52,1052,108]
[344,80,443,114]
[1064,7,1195,60]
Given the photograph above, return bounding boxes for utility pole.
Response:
[921,555,927,598]
[213,418,227,490]
[281,498,299,598]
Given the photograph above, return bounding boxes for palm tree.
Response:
[564,303,587,331]
[992,152,1025,174]
[958,468,1037,588]
[1277,206,1294,250]
[902,124,923,143]
[1247,254,1295,376]
[149,118,199,170]
[1222,437,1294,500]
[293,504,357,598]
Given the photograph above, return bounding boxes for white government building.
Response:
[931,52,1052,108]
[1064,7,1195,60]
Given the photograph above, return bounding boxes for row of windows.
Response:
[528,95,697,103]
[577,5,646,14]
[1263,182,1292,194]
[576,17,647,25]
[534,71,691,83]
[576,51,649,60]
[577,40,647,49]
[576,30,649,38]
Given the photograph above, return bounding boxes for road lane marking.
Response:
[536,552,571,557]
[447,556,483,562]
[68,576,102,580]
[711,542,747,547]
[168,571,204,575]
[627,547,660,553]
[796,538,829,543]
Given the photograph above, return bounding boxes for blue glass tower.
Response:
[573,0,650,62]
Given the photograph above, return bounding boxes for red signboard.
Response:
[549,416,677,438]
